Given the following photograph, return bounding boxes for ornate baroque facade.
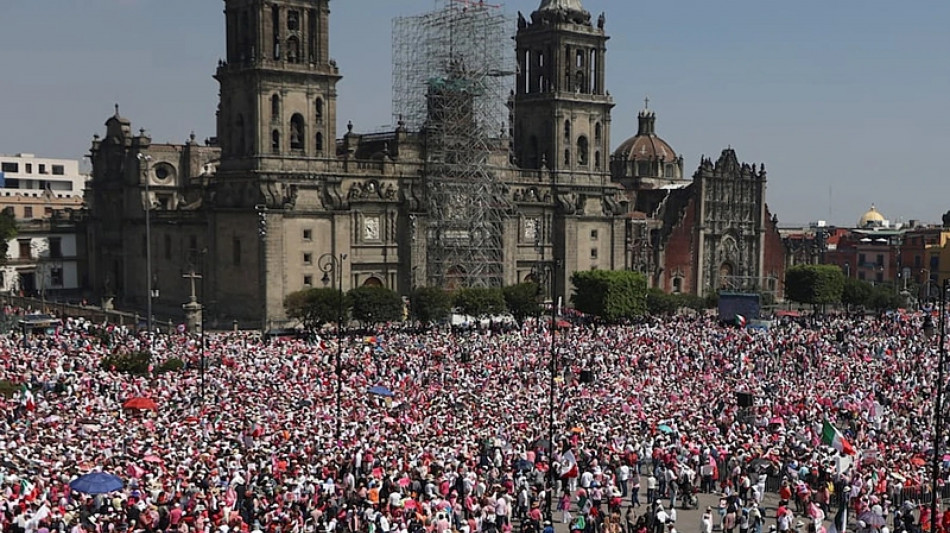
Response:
[84,0,785,326]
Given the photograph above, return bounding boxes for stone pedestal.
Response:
[182,298,202,334]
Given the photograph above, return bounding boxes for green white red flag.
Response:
[822,419,855,455]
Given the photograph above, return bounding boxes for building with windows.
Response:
[2,213,84,297]
[84,0,786,326]
[0,153,86,220]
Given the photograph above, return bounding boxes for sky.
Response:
[0,0,947,227]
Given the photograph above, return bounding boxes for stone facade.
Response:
[84,0,785,326]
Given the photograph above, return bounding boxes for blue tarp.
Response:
[367,385,394,398]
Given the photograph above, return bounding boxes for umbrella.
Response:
[515,459,533,472]
[657,424,674,434]
[296,399,313,408]
[69,472,124,494]
[531,438,551,450]
[142,455,163,464]
[769,416,785,426]
[122,397,157,411]
[858,511,886,528]
[368,385,394,398]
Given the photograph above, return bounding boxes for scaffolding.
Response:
[393,0,513,289]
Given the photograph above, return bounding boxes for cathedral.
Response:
[85,0,785,327]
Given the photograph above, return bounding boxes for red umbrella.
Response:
[123,397,158,411]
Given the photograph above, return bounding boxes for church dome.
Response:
[613,109,678,162]
[858,205,886,227]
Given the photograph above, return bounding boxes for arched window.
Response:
[272,5,281,60]
[577,136,589,166]
[574,71,585,93]
[594,150,601,169]
[315,98,324,122]
[529,135,539,169]
[239,12,250,61]
[235,114,245,155]
[563,120,571,141]
[315,132,324,152]
[271,130,280,154]
[563,149,570,166]
[594,122,602,144]
[271,94,280,122]
[290,114,305,151]
[286,37,300,64]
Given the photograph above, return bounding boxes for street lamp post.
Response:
[319,252,347,441]
[136,154,154,344]
[532,258,559,519]
[925,279,949,528]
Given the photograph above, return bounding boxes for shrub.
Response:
[101,350,152,375]
[156,357,185,374]
[0,379,20,398]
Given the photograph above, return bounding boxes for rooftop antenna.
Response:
[828,185,832,223]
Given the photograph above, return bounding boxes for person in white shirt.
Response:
[618,464,631,497]
[581,470,594,490]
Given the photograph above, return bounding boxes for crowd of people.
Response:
[0,306,945,533]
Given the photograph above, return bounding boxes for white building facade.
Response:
[2,219,82,296]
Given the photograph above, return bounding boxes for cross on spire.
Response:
[643,96,649,110]
[183,270,202,303]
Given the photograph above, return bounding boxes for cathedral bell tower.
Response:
[512,0,614,173]
[215,0,340,168]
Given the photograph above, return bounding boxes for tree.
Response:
[348,286,404,325]
[409,287,453,325]
[503,282,541,325]
[284,287,346,329]
[571,270,647,322]
[454,287,506,318]
[867,285,903,312]
[0,210,16,268]
[784,265,844,305]
[842,278,874,308]
[647,288,677,315]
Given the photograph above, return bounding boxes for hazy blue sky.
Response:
[1,0,947,227]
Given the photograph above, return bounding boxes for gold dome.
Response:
[858,205,886,227]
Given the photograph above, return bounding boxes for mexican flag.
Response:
[20,384,35,412]
[822,419,856,455]
[735,314,747,327]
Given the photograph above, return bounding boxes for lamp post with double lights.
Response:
[319,252,347,441]
[924,279,949,526]
[531,258,559,519]
[136,153,155,342]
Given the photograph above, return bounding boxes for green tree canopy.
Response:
[646,288,707,315]
[502,282,541,325]
[454,287,506,318]
[348,286,404,324]
[842,277,874,308]
[571,270,648,322]
[409,287,453,325]
[284,287,346,329]
[0,210,16,267]
[784,264,844,305]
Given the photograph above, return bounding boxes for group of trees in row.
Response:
[284,265,907,329]
[784,264,905,311]
[284,270,654,329]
